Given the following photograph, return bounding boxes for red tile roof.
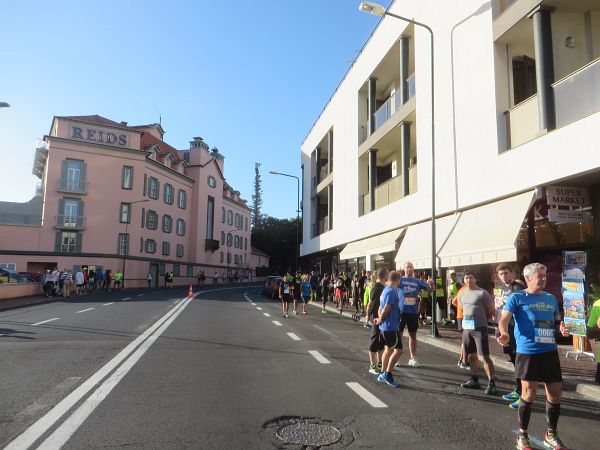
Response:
[55,115,141,132]
[140,132,182,162]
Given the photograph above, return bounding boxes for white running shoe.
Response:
[408,358,419,367]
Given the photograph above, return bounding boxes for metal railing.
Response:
[55,215,86,230]
[57,178,88,194]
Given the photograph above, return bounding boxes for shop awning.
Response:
[339,228,406,260]
[394,215,460,269]
[438,190,535,267]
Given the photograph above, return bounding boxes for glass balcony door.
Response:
[63,200,79,227]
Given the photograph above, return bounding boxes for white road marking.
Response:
[122,297,132,301]
[137,294,144,297]
[345,382,388,408]
[272,321,283,327]
[5,296,190,450]
[15,377,81,420]
[35,296,194,450]
[256,307,263,311]
[251,302,257,306]
[313,325,337,337]
[31,318,60,326]
[308,350,331,364]
[103,302,114,306]
[287,332,301,341]
[76,308,95,314]
[263,313,271,317]
[512,430,545,448]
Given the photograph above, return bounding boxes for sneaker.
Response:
[460,379,481,389]
[502,391,520,401]
[283,314,288,318]
[484,384,497,395]
[457,362,471,370]
[509,398,521,410]
[377,372,399,388]
[369,364,381,375]
[377,362,382,370]
[543,433,568,449]
[293,310,298,315]
[302,311,307,315]
[408,358,419,368]
[516,433,533,450]
[321,309,326,314]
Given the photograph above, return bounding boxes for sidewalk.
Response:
[309,300,600,402]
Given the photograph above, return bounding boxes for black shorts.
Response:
[400,313,419,333]
[462,327,490,356]
[369,324,385,352]
[381,330,403,350]
[515,350,563,383]
[281,294,292,302]
[322,290,329,303]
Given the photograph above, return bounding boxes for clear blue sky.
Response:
[0,0,388,219]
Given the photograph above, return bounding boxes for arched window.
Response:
[227,210,233,225]
[226,233,232,247]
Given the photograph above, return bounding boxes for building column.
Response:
[369,149,377,212]
[591,184,600,242]
[400,121,411,197]
[327,129,333,174]
[316,147,322,183]
[530,6,556,131]
[368,77,377,135]
[327,183,333,231]
[399,36,410,105]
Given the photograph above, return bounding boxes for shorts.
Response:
[462,327,490,356]
[322,290,329,303]
[335,288,344,298]
[369,324,385,352]
[301,295,309,303]
[515,350,563,382]
[400,313,419,333]
[114,281,121,285]
[381,330,403,350]
[281,293,292,302]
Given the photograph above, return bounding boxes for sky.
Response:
[0,0,389,219]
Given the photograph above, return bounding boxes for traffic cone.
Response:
[188,284,193,298]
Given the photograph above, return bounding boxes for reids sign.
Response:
[70,125,129,147]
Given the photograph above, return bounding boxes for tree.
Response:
[252,215,303,275]
[251,163,263,229]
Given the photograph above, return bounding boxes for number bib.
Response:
[284,287,290,294]
[534,321,555,344]
[462,315,475,330]
[404,296,417,306]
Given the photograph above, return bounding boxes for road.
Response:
[0,286,598,449]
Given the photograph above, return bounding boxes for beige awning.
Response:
[394,215,460,269]
[339,228,406,260]
[438,191,535,267]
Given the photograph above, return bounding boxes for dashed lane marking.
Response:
[76,308,95,314]
[272,321,283,327]
[137,294,144,297]
[286,332,301,341]
[263,313,271,317]
[103,302,114,306]
[308,350,331,364]
[32,318,60,326]
[313,325,337,338]
[122,297,132,301]
[345,382,388,408]
[251,302,257,306]
[256,307,263,311]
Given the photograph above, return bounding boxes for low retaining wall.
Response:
[0,282,42,300]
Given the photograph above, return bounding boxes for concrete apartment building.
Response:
[0,114,266,287]
[301,0,600,296]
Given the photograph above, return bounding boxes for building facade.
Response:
[0,115,258,286]
[301,0,600,297]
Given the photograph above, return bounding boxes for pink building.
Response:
[0,115,264,287]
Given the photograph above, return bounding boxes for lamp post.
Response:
[122,199,149,288]
[269,171,300,272]
[360,2,439,337]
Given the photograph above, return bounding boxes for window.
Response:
[162,215,172,233]
[220,231,225,245]
[244,237,247,250]
[0,263,16,271]
[221,207,225,223]
[149,177,160,199]
[177,190,187,209]
[220,252,224,263]
[145,239,156,253]
[56,231,80,253]
[159,262,165,276]
[208,175,216,188]
[234,254,239,264]
[141,208,145,228]
[227,210,233,226]
[234,235,239,248]
[187,265,193,277]
[176,219,186,236]
[60,198,82,228]
[59,159,86,192]
[245,216,248,231]
[146,210,158,229]
[173,264,180,277]
[122,166,133,189]
[120,203,131,223]
[226,233,232,247]
[117,233,129,256]
[206,196,215,239]
[164,183,174,204]
[176,244,184,257]
[140,238,144,252]
[234,213,240,229]
[162,241,170,255]
[227,252,232,264]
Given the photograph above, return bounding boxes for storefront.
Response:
[338,228,405,274]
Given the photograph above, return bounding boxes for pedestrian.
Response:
[334,274,344,313]
[587,298,600,385]
[197,271,203,286]
[82,268,89,293]
[363,271,376,326]
[59,268,68,296]
[493,263,526,408]
[498,263,570,450]
[358,270,367,314]
[458,271,497,395]
[435,273,447,321]
[147,272,153,288]
[42,270,54,297]
[300,275,311,315]
[50,267,60,297]
[105,270,112,292]
[164,271,169,287]
[398,262,433,367]
[64,269,73,298]
[96,269,105,291]
[113,270,123,291]
[374,270,403,388]
[309,271,319,302]
[453,287,470,370]
[447,272,462,323]
[166,271,174,287]
[320,273,331,314]
[365,268,387,375]
[88,269,95,292]
[279,272,293,318]
[75,269,85,295]
[213,272,219,284]
[292,271,302,315]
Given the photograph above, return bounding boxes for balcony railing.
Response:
[54,215,86,230]
[505,94,541,149]
[318,163,329,183]
[373,76,417,132]
[359,120,369,145]
[407,73,416,100]
[205,239,220,252]
[554,57,600,129]
[57,178,88,194]
[360,165,418,215]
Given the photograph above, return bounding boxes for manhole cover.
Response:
[276,422,342,446]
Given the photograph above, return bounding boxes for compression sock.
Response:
[515,378,522,395]
[518,398,532,430]
[470,375,479,382]
[546,401,560,433]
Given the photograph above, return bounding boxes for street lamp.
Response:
[359,1,439,337]
[0,102,10,108]
[122,199,150,288]
[269,170,300,272]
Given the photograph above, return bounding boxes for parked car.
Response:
[0,268,30,283]
[263,276,282,299]
[19,271,40,282]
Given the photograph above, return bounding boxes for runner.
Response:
[398,262,432,367]
[320,273,331,314]
[365,268,387,375]
[358,270,367,315]
[292,271,302,315]
[300,274,311,315]
[147,272,153,288]
[458,271,497,395]
[447,272,462,323]
[363,271,376,327]
[493,263,526,408]
[587,297,600,384]
[454,286,470,370]
[113,270,123,291]
[334,274,344,313]
[498,263,570,450]
[279,272,293,318]
[375,270,404,388]
[309,271,319,302]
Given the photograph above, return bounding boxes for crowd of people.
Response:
[41,267,123,297]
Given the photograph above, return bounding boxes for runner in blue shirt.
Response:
[300,275,311,315]
[498,263,570,450]
[398,261,433,367]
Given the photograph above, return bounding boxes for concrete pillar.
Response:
[316,147,322,183]
[328,183,333,231]
[368,77,377,135]
[327,129,333,173]
[365,254,373,272]
[369,149,377,212]
[591,184,600,243]
[400,121,411,197]
[530,6,556,131]
[399,36,410,105]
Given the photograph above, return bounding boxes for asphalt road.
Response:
[0,286,598,449]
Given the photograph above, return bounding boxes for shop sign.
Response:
[548,209,592,223]
[546,186,590,207]
[70,125,129,147]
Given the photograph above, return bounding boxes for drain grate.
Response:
[276,422,342,447]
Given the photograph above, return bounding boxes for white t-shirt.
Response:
[75,271,84,285]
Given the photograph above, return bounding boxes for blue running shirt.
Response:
[504,291,560,355]
[379,285,403,332]
[398,277,430,314]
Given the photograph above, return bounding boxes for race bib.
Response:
[404,296,417,306]
[284,287,289,294]
[534,321,555,344]
[463,316,475,330]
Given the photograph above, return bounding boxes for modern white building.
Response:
[301,0,600,295]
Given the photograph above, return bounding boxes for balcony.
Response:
[360,167,417,215]
[54,215,86,230]
[312,215,330,238]
[505,94,543,149]
[57,178,88,195]
[359,120,368,145]
[319,163,329,183]
[554,57,600,129]
[205,239,220,252]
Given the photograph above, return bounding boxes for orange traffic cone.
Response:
[188,284,193,298]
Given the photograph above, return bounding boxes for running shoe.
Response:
[293,310,298,315]
[516,433,533,450]
[543,433,569,449]
[460,379,481,389]
[408,358,419,368]
[509,398,521,409]
[302,311,307,315]
[502,391,520,401]
[283,313,288,318]
[321,309,326,314]
[484,384,497,395]
[377,372,399,388]
[377,362,382,370]
[369,364,381,375]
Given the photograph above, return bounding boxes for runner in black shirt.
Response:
[365,268,388,375]
[279,272,293,318]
